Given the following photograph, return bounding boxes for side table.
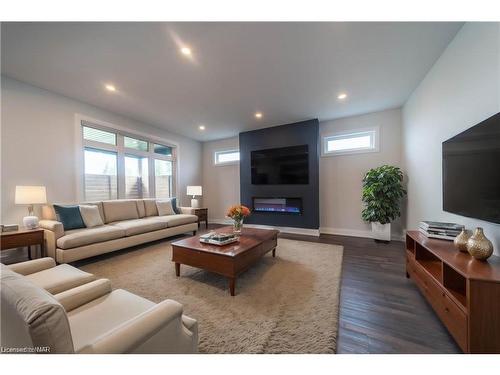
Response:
[1,228,45,260]
[193,208,208,229]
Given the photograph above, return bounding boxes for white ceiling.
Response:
[1,22,462,141]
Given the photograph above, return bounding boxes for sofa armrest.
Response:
[7,257,56,275]
[78,299,185,354]
[178,206,195,215]
[39,220,64,260]
[54,279,112,312]
[39,220,65,239]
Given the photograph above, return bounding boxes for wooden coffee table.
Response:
[171,226,279,296]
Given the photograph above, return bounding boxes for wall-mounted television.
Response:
[251,145,309,185]
[443,112,500,224]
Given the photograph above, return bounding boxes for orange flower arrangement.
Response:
[226,204,251,221]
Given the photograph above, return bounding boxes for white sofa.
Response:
[5,257,95,294]
[39,199,198,263]
[1,264,198,354]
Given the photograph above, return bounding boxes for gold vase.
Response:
[454,229,470,253]
[466,227,493,261]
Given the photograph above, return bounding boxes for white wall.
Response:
[201,109,403,237]
[403,22,500,255]
[202,137,240,222]
[1,77,202,225]
[319,109,403,238]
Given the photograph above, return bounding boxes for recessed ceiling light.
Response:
[105,84,116,92]
[337,93,347,100]
[180,47,192,56]
[255,112,263,119]
[198,125,206,131]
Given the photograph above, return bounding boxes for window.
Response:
[84,148,118,201]
[124,136,148,151]
[83,126,116,145]
[154,159,173,198]
[322,127,379,156]
[153,143,173,156]
[125,155,149,198]
[214,149,240,165]
[81,122,176,200]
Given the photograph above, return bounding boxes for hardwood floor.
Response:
[1,224,461,353]
[279,231,461,354]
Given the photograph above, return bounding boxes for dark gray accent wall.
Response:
[239,119,319,229]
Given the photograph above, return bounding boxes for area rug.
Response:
[78,238,343,353]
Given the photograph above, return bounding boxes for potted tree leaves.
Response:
[361,165,406,242]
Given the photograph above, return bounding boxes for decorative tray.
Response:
[199,232,239,246]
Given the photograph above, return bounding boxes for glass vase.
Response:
[233,218,243,236]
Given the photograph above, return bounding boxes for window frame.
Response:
[214,149,240,166]
[321,126,380,157]
[76,115,178,201]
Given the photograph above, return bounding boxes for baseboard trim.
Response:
[210,219,320,237]
[319,227,405,242]
[320,227,373,239]
[210,220,403,241]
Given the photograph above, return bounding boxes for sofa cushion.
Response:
[57,226,125,250]
[156,199,175,216]
[150,214,198,228]
[102,200,139,223]
[110,218,166,236]
[170,197,181,214]
[79,205,104,228]
[42,202,104,223]
[0,265,74,353]
[53,205,86,230]
[68,289,154,352]
[26,264,95,294]
[135,200,146,218]
[82,201,105,222]
[142,199,158,217]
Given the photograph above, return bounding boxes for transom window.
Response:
[214,149,240,165]
[322,127,379,156]
[81,121,176,201]
[124,136,148,151]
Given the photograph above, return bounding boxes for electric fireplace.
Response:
[252,197,302,215]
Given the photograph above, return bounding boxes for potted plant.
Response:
[361,165,406,242]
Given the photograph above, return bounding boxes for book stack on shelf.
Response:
[199,231,239,246]
[418,221,464,241]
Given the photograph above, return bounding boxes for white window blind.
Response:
[83,126,116,145]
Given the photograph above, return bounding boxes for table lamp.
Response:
[15,186,47,229]
[187,185,202,208]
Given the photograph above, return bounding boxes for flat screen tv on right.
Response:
[443,112,500,224]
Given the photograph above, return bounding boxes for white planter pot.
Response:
[371,222,391,241]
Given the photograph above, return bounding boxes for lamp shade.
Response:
[186,185,202,196]
[15,186,47,205]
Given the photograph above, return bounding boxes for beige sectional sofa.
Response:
[39,199,198,263]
